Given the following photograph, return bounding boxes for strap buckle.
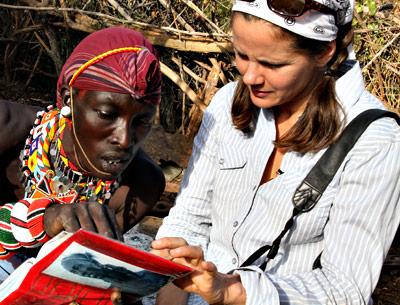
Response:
[292,181,322,212]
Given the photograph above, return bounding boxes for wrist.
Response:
[219,273,246,305]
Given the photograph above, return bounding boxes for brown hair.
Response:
[231,12,354,153]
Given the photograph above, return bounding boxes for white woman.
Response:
[150,0,400,304]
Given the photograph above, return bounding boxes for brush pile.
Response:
[0,0,399,136]
[0,1,399,303]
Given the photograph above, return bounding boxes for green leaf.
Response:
[356,2,364,14]
[366,0,377,16]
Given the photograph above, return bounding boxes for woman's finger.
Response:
[151,237,188,250]
[74,203,96,233]
[88,202,118,239]
[170,245,204,261]
[59,206,81,233]
[200,260,218,273]
[110,290,123,305]
[104,205,123,241]
[172,265,217,293]
[150,248,173,260]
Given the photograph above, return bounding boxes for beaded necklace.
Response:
[20,105,119,204]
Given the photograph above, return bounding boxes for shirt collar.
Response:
[335,60,364,112]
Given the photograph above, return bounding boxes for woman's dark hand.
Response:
[43,202,123,240]
[110,290,140,305]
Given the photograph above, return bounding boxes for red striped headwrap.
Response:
[56,27,161,107]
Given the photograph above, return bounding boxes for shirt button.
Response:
[233,221,239,227]
[219,158,224,165]
[232,258,237,264]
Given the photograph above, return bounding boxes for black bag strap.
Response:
[293,109,400,211]
[240,109,400,270]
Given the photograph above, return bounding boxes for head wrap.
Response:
[56,27,161,107]
[232,0,354,41]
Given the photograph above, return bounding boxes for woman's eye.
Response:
[97,110,117,120]
[260,61,285,69]
[235,51,248,60]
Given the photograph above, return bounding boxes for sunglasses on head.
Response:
[240,0,336,18]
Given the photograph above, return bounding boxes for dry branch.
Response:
[187,57,221,136]
[362,32,400,72]
[385,64,400,77]
[1,0,398,132]
[180,0,224,34]
[158,0,195,32]
[160,62,207,111]
[0,3,232,54]
[172,56,206,84]
[25,47,43,88]
[0,3,230,38]
[106,0,133,21]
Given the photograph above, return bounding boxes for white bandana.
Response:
[232,0,354,41]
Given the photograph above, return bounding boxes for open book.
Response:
[0,229,192,305]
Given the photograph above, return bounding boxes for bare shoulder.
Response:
[121,148,166,204]
[0,100,42,155]
[110,149,165,231]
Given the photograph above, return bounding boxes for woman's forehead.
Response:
[75,89,156,112]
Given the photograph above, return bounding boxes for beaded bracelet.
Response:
[0,244,13,259]
[10,200,38,248]
[9,198,54,250]
[27,198,55,244]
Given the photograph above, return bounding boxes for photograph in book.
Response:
[45,244,171,295]
[0,230,193,305]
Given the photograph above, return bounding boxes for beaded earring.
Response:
[61,99,72,118]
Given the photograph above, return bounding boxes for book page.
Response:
[42,241,171,297]
[0,230,192,302]
[36,231,72,259]
[0,259,35,302]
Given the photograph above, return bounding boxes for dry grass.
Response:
[353,1,400,113]
[0,0,398,121]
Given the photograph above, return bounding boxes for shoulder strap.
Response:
[241,109,400,270]
[309,109,400,269]
[293,109,400,212]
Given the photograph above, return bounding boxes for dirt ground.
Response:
[374,266,400,305]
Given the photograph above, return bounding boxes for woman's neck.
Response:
[273,105,305,139]
[60,124,91,175]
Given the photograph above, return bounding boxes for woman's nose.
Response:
[242,62,264,86]
[111,121,133,149]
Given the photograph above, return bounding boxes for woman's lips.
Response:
[101,158,130,175]
[251,88,270,98]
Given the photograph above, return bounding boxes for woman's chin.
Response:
[250,98,278,109]
[249,93,280,109]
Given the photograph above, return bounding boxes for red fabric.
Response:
[56,27,161,107]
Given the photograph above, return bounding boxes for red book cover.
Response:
[0,230,192,305]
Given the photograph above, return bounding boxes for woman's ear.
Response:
[317,40,337,67]
[60,86,72,118]
[61,86,71,107]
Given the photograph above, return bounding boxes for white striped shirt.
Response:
[155,61,400,305]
